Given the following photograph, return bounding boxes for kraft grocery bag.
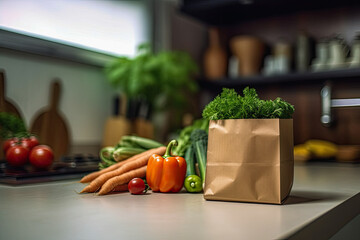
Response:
[204,119,294,204]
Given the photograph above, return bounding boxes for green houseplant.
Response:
[105,43,198,113]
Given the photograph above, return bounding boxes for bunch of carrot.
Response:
[79,146,166,195]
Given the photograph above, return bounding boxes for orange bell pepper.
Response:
[146,140,187,193]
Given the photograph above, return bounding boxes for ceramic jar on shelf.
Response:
[311,38,329,71]
[262,40,292,76]
[230,35,265,77]
[295,32,311,72]
[348,33,360,68]
[327,35,349,69]
[203,28,227,80]
[311,35,349,71]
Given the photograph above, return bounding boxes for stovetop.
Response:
[0,154,100,185]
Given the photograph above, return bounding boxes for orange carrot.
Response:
[81,157,148,193]
[98,166,147,195]
[80,146,165,193]
[80,163,121,183]
[79,147,162,183]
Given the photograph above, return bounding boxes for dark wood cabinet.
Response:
[177,1,360,145]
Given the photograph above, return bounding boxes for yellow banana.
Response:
[305,139,338,158]
[294,144,311,161]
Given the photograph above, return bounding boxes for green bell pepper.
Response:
[184,175,202,193]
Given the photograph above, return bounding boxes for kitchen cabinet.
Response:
[180,0,360,89]
[177,1,360,145]
[0,163,359,239]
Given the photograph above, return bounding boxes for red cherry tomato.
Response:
[128,178,146,195]
[3,138,19,153]
[29,145,54,169]
[21,136,39,150]
[6,146,29,167]
[20,138,31,150]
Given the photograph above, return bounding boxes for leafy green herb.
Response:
[105,43,198,111]
[0,112,27,139]
[202,87,295,120]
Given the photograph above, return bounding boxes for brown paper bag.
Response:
[204,119,294,204]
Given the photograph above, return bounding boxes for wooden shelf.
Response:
[198,68,360,91]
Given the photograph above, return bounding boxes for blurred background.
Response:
[1,0,360,159]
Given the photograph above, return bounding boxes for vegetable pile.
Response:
[80,135,166,195]
[80,118,211,195]
[1,113,54,169]
[80,146,166,195]
[79,86,295,196]
[3,135,54,169]
[80,138,188,195]
[202,87,295,120]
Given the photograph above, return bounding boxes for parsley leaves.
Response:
[202,87,294,120]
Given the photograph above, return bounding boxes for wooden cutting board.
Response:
[0,70,24,160]
[0,71,23,117]
[30,80,70,161]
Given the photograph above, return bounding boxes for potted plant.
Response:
[104,43,198,140]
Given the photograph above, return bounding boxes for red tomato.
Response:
[21,136,39,150]
[3,138,19,153]
[29,145,54,169]
[6,146,29,167]
[128,178,146,195]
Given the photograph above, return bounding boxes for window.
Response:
[0,0,151,65]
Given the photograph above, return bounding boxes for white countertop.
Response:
[0,163,359,240]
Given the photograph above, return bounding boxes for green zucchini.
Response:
[112,147,145,161]
[120,135,164,149]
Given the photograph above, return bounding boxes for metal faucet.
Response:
[321,81,360,126]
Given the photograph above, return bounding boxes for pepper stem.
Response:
[163,139,178,158]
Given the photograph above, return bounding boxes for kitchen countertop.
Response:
[0,163,359,240]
